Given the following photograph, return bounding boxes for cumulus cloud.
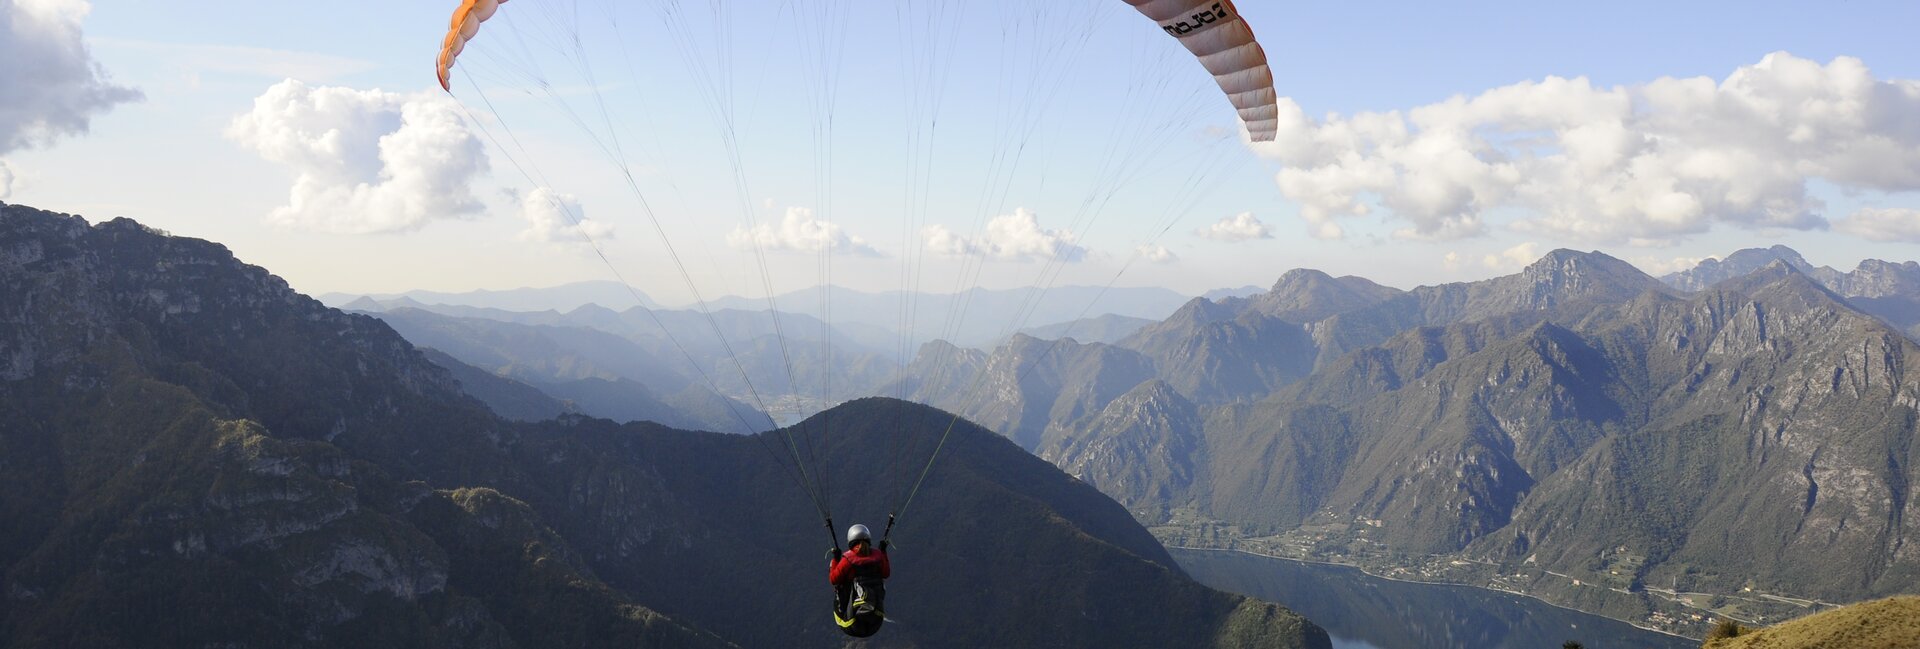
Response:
[1833,207,1920,243]
[923,208,1086,262]
[1136,243,1177,263]
[0,0,141,154]
[0,160,14,200]
[1442,251,1462,270]
[1259,52,1920,244]
[1482,242,1540,270]
[1197,212,1272,241]
[727,206,880,256]
[226,79,488,234]
[518,187,613,243]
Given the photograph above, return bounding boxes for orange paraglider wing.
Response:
[436,0,509,91]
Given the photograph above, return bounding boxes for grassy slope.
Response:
[1703,597,1920,649]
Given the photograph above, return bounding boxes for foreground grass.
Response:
[1702,596,1920,649]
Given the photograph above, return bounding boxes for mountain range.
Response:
[105,184,1920,640]
[319,280,662,313]
[0,202,1328,648]
[886,245,1920,631]
[1660,244,1920,339]
[332,283,1201,350]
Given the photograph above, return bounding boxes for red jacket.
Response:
[829,546,890,586]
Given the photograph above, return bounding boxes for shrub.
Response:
[1705,619,1745,641]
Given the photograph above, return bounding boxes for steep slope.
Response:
[1474,264,1920,599]
[900,334,1158,450]
[0,206,727,648]
[0,203,1329,649]
[419,347,571,422]
[1112,272,1397,405]
[1177,262,1920,599]
[1124,307,1320,404]
[1039,380,1208,520]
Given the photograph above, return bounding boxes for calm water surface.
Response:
[1173,548,1695,649]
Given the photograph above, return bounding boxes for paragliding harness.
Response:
[832,572,886,638]
[829,518,889,638]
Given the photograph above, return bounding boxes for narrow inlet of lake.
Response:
[1172,548,1696,649]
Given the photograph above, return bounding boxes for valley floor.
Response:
[1150,512,1843,639]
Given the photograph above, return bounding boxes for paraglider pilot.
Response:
[828,524,890,637]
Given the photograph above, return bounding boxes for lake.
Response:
[1172,549,1697,649]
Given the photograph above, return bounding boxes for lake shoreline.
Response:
[1169,546,1697,642]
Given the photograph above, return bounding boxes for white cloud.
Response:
[0,160,14,199]
[226,79,488,234]
[1258,52,1920,244]
[727,206,880,256]
[1482,242,1540,270]
[1136,243,1177,263]
[0,0,141,154]
[1442,251,1462,270]
[1834,207,1920,243]
[1197,212,1272,242]
[922,208,1085,262]
[518,187,613,243]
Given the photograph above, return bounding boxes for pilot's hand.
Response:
[826,547,842,561]
[878,540,890,552]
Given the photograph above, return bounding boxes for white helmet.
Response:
[847,524,872,546]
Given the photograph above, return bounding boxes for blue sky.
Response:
[5,0,1920,305]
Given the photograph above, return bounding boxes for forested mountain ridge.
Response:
[0,202,1329,648]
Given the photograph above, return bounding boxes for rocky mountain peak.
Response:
[1839,258,1920,298]
[1662,245,1834,292]
[1499,249,1662,310]
[1270,268,1337,291]
[1523,249,1647,284]
[1252,269,1403,322]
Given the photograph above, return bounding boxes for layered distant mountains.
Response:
[0,203,1328,648]
[328,283,1197,350]
[894,246,1920,610]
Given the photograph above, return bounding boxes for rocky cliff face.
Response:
[1040,380,1208,520]
[896,333,1158,450]
[1476,265,1920,598]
